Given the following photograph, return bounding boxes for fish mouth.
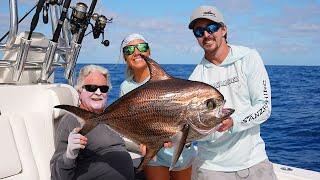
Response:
[220,108,235,120]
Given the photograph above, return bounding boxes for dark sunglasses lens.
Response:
[137,43,149,53]
[84,85,109,93]
[193,28,204,38]
[207,23,220,33]
[84,85,98,92]
[123,46,135,55]
[193,23,221,38]
[99,86,109,93]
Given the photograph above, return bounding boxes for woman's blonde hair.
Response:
[75,65,112,91]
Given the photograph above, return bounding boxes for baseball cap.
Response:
[188,6,224,29]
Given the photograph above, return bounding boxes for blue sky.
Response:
[1,0,320,65]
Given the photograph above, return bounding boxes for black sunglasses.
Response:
[123,43,149,55]
[193,22,222,38]
[83,85,109,93]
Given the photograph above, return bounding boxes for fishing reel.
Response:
[91,13,113,46]
[46,0,63,5]
[68,2,112,46]
[70,2,88,34]
[42,0,64,24]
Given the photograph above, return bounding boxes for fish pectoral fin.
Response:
[169,124,190,171]
[55,105,99,135]
[137,146,161,172]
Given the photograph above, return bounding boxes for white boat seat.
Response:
[0,84,78,180]
[0,113,39,180]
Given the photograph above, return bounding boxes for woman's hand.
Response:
[139,144,147,156]
[164,142,173,148]
[139,144,157,160]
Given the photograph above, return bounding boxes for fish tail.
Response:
[55,105,99,135]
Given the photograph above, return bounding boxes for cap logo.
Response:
[202,11,216,17]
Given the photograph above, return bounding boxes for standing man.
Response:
[188,5,277,180]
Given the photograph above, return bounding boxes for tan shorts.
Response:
[192,159,278,180]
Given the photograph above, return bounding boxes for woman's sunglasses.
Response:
[123,43,149,56]
[83,85,109,93]
[193,22,221,38]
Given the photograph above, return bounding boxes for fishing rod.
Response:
[52,0,72,43]
[13,0,46,81]
[28,0,46,40]
[65,0,98,83]
[43,1,64,25]
[77,0,98,44]
[39,0,73,82]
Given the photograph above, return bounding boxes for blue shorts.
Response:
[147,144,197,171]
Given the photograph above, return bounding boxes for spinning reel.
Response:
[69,2,112,46]
[70,2,88,34]
[91,13,113,46]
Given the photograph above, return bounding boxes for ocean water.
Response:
[55,64,320,172]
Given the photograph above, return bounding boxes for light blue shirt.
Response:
[189,45,271,171]
[120,76,197,170]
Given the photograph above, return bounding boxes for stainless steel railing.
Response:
[0,0,110,85]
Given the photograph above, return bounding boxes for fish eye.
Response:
[206,99,216,110]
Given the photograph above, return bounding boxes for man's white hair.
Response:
[75,65,112,91]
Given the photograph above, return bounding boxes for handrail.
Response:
[5,0,18,48]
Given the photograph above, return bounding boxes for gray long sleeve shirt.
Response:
[50,114,134,180]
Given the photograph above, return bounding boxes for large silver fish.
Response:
[55,55,234,171]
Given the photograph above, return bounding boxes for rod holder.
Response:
[39,41,58,82]
[12,37,31,81]
[64,42,81,81]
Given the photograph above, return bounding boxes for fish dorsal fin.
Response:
[141,54,172,81]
